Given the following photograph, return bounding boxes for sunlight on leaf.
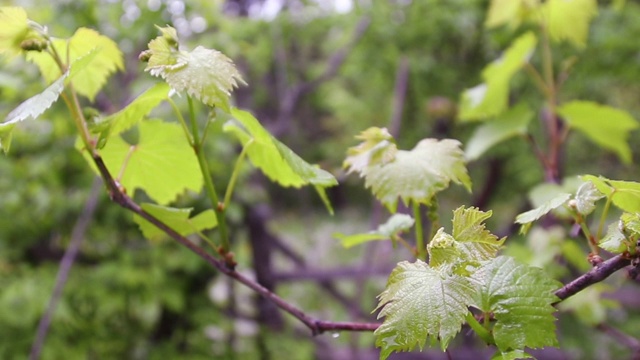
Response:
[334,213,414,248]
[541,0,598,48]
[27,27,123,101]
[133,203,217,241]
[145,26,245,112]
[465,103,533,161]
[95,120,203,205]
[459,32,537,121]
[0,6,35,56]
[375,260,475,358]
[361,138,471,212]
[558,101,638,164]
[485,0,539,29]
[472,256,560,352]
[0,71,68,153]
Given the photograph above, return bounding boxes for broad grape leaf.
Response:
[459,32,537,121]
[133,203,217,241]
[472,256,560,352]
[558,101,638,164]
[375,260,476,359]
[540,0,598,48]
[465,103,533,161]
[144,26,245,112]
[343,127,397,174]
[0,72,68,153]
[599,223,629,254]
[515,193,571,234]
[582,175,640,213]
[91,82,171,141]
[334,213,414,248]
[27,27,123,101]
[95,119,203,204]
[573,181,604,215]
[360,138,471,212]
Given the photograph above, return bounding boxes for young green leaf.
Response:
[465,103,533,161]
[573,181,604,215]
[0,71,68,153]
[27,27,123,101]
[621,212,640,239]
[472,256,561,353]
[540,0,598,48]
[343,127,397,174]
[133,203,217,241]
[582,175,640,213]
[91,82,171,140]
[225,108,337,189]
[144,26,245,112]
[359,138,471,212]
[557,101,638,164]
[459,32,537,121]
[94,119,203,205]
[375,260,476,358]
[515,193,571,234]
[334,213,414,248]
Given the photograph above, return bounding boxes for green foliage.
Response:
[459,32,537,121]
[573,181,605,216]
[583,175,640,213]
[557,101,638,164]
[542,0,598,48]
[333,213,414,248]
[144,26,245,112]
[515,193,571,234]
[133,203,217,241]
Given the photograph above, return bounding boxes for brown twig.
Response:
[30,177,102,360]
[554,254,631,302]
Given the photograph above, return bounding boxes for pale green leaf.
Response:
[541,0,598,48]
[621,212,640,239]
[582,175,640,213]
[465,103,533,161]
[451,206,505,262]
[92,82,171,138]
[225,108,337,190]
[459,32,537,121]
[95,119,203,205]
[1,72,68,153]
[558,101,638,164]
[573,181,604,215]
[133,203,216,241]
[427,228,461,270]
[27,27,123,101]
[375,260,475,358]
[472,256,561,352]
[334,213,414,248]
[599,223,628,254]
[145,26,245,112]
[343,127,397,174]
[515,193,571,233]
[362,138,471,212]
[485,0,539,29]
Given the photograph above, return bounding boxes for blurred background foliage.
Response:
[1,0,640,359]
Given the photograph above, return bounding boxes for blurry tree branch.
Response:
[30,177,102,360]
[554,254,631,302]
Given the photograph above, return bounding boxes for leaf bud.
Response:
[20,38,48,52]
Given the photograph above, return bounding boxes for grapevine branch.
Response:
[90,153,379,335]
[554,254,631,302]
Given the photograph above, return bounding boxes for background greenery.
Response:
[1,0,639,359]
